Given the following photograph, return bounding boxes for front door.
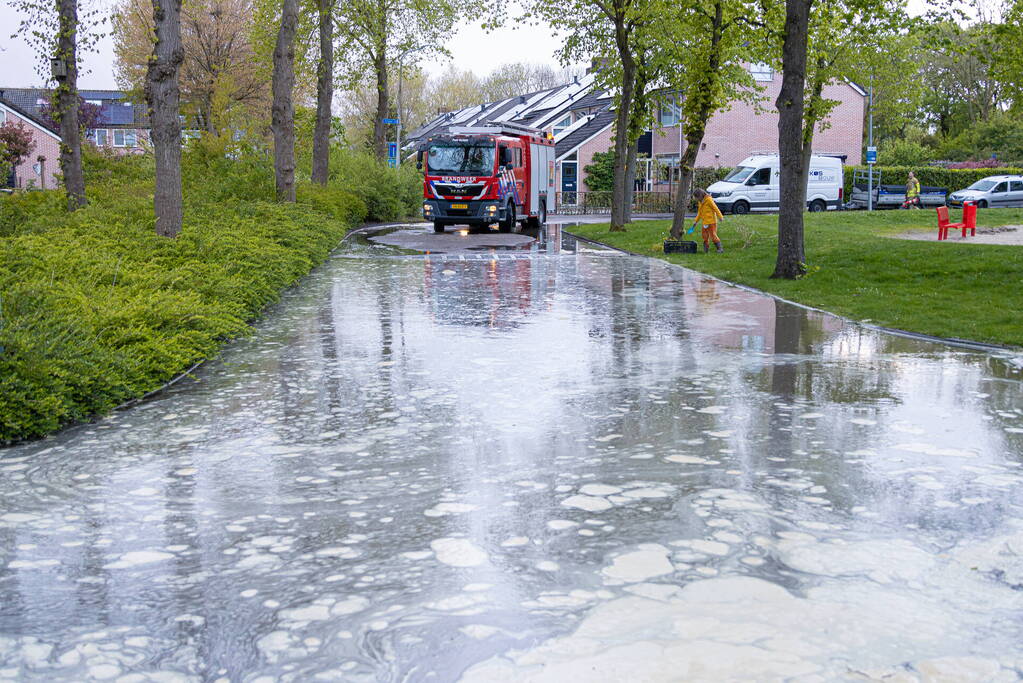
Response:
[561,162,577,205]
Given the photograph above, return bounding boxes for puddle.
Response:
[337,222,599,258]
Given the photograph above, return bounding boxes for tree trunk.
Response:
[146,0,184,238]
[272,0,298,202]
[669,132,702,238]
[624,139,637,223]
[670,0,723,238]
[56,0,86,211]
[798,71,825,205]
[610,21,636,232]
[772,0,812,280]
[311,0,334,185]
[372,49,389,162]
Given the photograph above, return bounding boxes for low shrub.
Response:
[0,142,420,442]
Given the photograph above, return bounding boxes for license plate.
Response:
[450,203,468,209]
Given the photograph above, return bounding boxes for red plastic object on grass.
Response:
[962,201,977,237]
[936,205,965,241]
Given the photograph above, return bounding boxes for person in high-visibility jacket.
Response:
[903,171,922,209]
[693,188,725,253]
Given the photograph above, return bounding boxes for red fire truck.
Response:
[417,123,555,233]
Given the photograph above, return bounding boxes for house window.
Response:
[656,154,680,183]
[113,129,125,147]
[94,129,108,146]
[750,63,774,81]
[552,115,572,137]
[659,98,680,127]
[125,130,137,147]
[0,110,5,123]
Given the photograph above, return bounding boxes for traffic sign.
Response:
[866,146,877,164]
[388,142,398,159]
[382,118,399,125]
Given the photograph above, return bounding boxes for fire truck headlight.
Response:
[485,204,497,214]
[423,203,433,215]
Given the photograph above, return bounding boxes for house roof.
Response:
[0,98,61,140]
[0,87,148,128]
[555,109,616,160]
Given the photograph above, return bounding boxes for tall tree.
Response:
[272,0,299,201]
[663,0,775,238]
[310,0,335,184]
[10,0,103,208]
[773,0,899,279]
[113,0,269,132]
[519,0,656,231]
[146,0,185,238]
[336,0,461,161]
[772,0,812,279]
[54,0,87,209]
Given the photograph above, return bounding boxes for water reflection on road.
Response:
[2,224,1023,681]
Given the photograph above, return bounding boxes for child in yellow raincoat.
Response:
[692,188,724,253]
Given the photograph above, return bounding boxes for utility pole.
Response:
[867,74,874,212]
[396,54,404,165]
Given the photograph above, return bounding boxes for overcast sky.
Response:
[0,0,933,91]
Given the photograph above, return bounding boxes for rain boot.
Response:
[703,242,709,254]
[716,242,724,253]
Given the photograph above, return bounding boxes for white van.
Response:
[707,154,843,214]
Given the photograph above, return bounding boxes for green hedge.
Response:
[843,165,1023,197]
[0,144,420,442]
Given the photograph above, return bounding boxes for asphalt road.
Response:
[1,224,1022,681]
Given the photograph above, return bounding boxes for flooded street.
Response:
[2,223,1023,681]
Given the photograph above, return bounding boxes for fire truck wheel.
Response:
[433,221,445,233]
[499,203,515,232]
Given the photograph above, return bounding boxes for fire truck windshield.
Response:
[427,143,496,175]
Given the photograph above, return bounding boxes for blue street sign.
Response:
[382,118,399,125]
[866,146,877,164]
[388,158,397,168]
[388,142,398,159]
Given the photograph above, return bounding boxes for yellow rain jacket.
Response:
[695,195,724,225]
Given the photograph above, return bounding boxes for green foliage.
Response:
[842,165,1023,198]
[0,190,65,238]
[935,113,1023,164]
[584,151,615,192]
[327,148,421,221]
[0,143,420,442]
[876,138,936,166]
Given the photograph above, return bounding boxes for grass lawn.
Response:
[569,208,1023,348]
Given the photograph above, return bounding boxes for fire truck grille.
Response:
[435,183,486,197]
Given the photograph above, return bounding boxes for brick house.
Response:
[406,66,866,206]
[0,99,61,189]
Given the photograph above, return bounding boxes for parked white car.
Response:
[947,175,1023,208]
[708,154,844,214]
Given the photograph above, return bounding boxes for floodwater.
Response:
[2,223,1023,681]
